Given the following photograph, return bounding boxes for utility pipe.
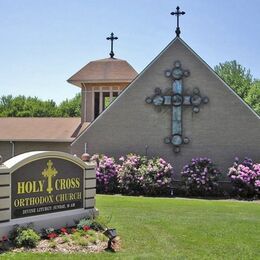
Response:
[10,141,15,157]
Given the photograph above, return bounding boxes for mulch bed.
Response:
[1,236,121,254]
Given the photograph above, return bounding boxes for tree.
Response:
[0,93,82,117]
[0,95,59,117]
[245,81,260,115]
[29,98,58,117]
[57,93,81,117]
[0,95,13,116]
[214,60,253,99]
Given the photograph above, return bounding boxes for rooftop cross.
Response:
[106,32,118,58]
[171,6,185,37]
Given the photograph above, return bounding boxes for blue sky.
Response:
[0,0,259,104]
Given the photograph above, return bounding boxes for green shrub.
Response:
[41,227,55,238]
[71,230,85,241]
[61,235,70,243]
[86,229,96,236]
[98,233,108,242]
[71,232,80,241]
[87,236,97,244]
[9,224,40,248]
[13,228,40,248]
[49,240,57,248]
[91,216,111,231]
[76,216,111,231]
[76,237,89,246]
[76,218,93,230]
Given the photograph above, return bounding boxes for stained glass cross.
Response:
[145,61,209,153]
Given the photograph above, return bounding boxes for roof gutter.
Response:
[0,139,74,142]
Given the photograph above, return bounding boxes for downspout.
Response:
[10,141,15,157]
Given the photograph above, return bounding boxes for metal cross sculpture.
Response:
[106,32,118,58]
[171,6,185,37]
[145,61,209,153]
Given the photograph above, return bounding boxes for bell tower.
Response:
[67,33,138,123]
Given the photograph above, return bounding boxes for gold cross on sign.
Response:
[42,160,58,194]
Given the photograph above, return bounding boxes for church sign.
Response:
[11,158,84,219]
[0,151,97,237]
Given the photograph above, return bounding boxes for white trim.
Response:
[109,87,113,103]
[92,86,120,92]
[84,86,87,122]
[3,151,95,172]
[69,79,133,84]
[91,87,94,121]
[99,89,103,114]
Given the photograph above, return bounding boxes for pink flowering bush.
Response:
[117,154,146,195]
[228,157,260,198]
[141,157,173,195]
[118,154,173,196]
[91,154,119,194]
[181,157,221,196]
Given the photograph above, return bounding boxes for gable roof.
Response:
[68,58,138,87]
[0,118,89,142]
[72,37,259,144]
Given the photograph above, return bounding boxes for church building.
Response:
[71,9,260,177]
[0,8,259,181]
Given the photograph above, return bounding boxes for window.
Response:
[103,92,110,110]
[93,90,119,119]
[94,92,100,119]
[113,92,118,99]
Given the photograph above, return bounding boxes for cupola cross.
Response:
[106,32,118,58]
[171,6,185,37]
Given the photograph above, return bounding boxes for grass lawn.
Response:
[2,195,260,259]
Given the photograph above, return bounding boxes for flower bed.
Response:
[0,216,120,254]
[91,153,259,200]
[91,153,173,196]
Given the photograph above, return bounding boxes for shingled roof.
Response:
[0,118,89,142]
[68,58,138,87]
